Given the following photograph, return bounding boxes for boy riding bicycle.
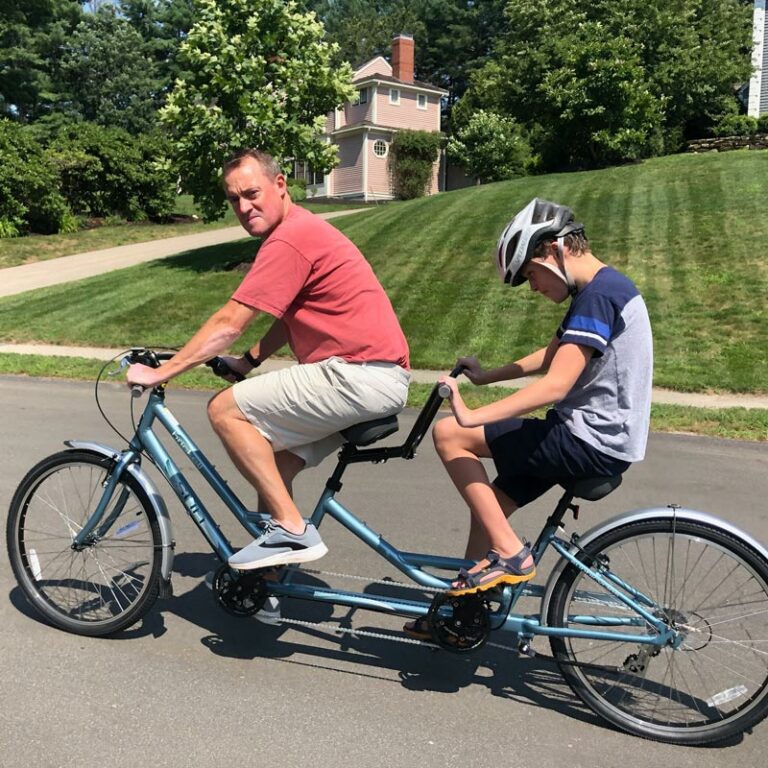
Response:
[407,198,652,635]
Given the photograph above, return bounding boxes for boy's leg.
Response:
[432,416,532,571]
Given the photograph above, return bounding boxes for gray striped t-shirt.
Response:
[554,267,653,462]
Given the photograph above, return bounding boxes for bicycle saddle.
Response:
[340,415,399,446]
[564,474,623,501]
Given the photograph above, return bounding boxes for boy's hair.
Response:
[533,231,590,258]
[222,149,283,180]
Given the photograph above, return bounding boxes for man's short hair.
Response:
[223,149,283,180]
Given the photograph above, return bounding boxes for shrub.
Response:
[0,120,75,236]
[757,114,768,134]
[447,110,533,183]
[713,114,758,137]
[287,178,307,201]
[47,123,176,221]
[389,130,443,200]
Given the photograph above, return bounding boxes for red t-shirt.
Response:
[232,205,410,369]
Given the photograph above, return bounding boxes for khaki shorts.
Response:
[232,357,410,467]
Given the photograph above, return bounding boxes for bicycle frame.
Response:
[72,383,678,651]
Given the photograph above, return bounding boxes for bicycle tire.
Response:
[547,517,768,744]
[6,449,162,636]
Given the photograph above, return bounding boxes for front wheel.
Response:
[547,517,768,745]
[6,450,162,636]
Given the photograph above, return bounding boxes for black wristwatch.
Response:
[242,349,262,369]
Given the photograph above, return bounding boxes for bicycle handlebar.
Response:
[122,348,244,397]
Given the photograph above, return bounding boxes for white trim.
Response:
[330,124,396,138]
[363,127,369,202]
[749,1,766,117]
[353,76,448,97]
[372,139,388,158]
[372,85,378,124]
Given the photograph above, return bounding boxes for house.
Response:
[294,34,448,200]
[749,0,768,118]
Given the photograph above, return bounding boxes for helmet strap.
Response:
[556,236,578,296]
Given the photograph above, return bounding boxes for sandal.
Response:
[447,546,536,597]
[403,617,432,641]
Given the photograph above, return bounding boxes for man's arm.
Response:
[126,299,259,388]
[443,342,593,428]
[243,317,288,364]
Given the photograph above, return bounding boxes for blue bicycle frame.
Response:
[72,381,677,652]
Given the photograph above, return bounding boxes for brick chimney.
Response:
[391,33,414,84]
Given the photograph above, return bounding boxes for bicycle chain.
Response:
[271,566,518,652]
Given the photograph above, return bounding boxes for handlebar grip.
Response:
[206,357,245,383]
[131,385,144,398]
[438,383,452,399]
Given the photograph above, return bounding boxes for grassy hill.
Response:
[0,149,766,393]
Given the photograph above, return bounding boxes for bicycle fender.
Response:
[64,440,175,583]
[539,506,768,626]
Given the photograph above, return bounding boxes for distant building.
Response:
[293,34,448,200]
[749,0,768,117]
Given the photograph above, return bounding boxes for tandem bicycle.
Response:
[6,347,768,745]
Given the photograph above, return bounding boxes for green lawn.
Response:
[0,150,766,394]
[0,197,374,268]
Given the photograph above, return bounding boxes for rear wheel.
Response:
[547,517,768,744]
[6,450,162,636]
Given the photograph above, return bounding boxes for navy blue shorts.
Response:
[484,410,630,508]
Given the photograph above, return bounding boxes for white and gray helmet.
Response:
[496,198,584,287]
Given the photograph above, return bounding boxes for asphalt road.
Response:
[1,376,767,768]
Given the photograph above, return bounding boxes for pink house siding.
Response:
[354,57,391,79]
[366,130,394,198]
[332,136,364,196]
[374,88,440,131]
[339,98,374,129]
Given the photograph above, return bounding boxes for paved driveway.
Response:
[1,377,767,768]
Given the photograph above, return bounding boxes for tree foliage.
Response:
[161,0,354,220]
[59,6,160,134]
[447,109,532,182]
[457,0,753,169]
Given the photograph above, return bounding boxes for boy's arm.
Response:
[445,342,593,428]
[463,336,559,385]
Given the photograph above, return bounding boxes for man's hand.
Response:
[216,355,253,383]
[455,356,486,385]
[126,363,168,390]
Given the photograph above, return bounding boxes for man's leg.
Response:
[208,389,305,532]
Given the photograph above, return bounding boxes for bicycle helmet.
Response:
[496,198,584,290]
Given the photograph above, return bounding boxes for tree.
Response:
[0,0,83,121]
[161,0,354,220]
[456,0,752,169]
[447,109,532,183]
[58,6,160,134]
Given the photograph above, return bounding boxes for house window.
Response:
[372,140,388,158]
[417,93,427,110]
[357,87,368,105]
[389,88,400,105]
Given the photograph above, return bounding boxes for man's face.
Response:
[522,258,570,304]
[223,157,288,238]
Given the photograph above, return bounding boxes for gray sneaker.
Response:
[204,571,282,625]
[228,521,328,570]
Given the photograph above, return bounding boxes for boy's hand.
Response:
[456,356,485,385]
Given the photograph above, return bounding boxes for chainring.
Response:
[426,593,491,653]
[212,564,268,617]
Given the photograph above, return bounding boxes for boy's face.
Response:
[522,257,570,304]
